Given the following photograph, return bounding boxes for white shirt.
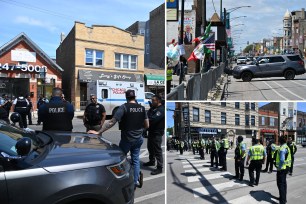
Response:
[13,97,29,105]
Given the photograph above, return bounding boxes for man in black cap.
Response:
[88,89,149,190]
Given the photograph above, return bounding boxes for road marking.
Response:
[220,193,278,204]
[263,81,289,100]
[273,81,306,100]
[134,190,165,203]
[193,181,248,198]
[182,160,209,164]
[183,162,210,168]
[185,167,212,173]
[187,172,232,183]
[143,173,165,181]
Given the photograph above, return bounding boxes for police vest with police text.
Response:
[250,144,265,160]
[119,103,146,131]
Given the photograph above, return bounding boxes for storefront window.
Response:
[205,110,211,123]
[235,114,240,126]
[0,78,29,100]
[221,112,226,125]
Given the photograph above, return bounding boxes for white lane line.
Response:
[182,160,209,164]
[185,167,212,173]
[290,80,306,88]
[221,194,277,204]
[187,172,232,183]
[183,163,210,168]
[273,81,306,100]
[193,181,248,198]
[143,173,165,181]
[263,81,289,100]
[134,190,165,203]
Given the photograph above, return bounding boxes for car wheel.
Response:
[241,72,252,82]
[284,70,295,80]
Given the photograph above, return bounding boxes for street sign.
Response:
[166,0,178,21]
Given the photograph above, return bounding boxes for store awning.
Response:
[144,74,165,86]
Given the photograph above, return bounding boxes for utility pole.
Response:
[180,0,185,45]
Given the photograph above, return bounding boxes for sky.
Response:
[167,102,306,128]
[204,0,306,52]
[0,0,164,58]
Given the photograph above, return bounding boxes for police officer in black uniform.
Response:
[12,93,30,128]
[144,95,165,175]
[38,88,74,131]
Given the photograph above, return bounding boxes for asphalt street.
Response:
[27,116,165,204]
[224,63,306,101]
[167,146,306,204]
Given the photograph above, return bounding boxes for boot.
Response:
[151,167,162,175]
[143,161,155,167]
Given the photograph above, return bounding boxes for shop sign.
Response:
[0,63,47,73]
[11,50,36,62]
[198,128,217,134]
[147,80,165,86]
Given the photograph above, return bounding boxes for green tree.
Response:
[243,44,254,53]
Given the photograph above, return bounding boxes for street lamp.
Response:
[230,15,247,22]
[231,23,245,28]
[227,6,251,13]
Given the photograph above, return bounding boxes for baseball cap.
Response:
[125,89,136,98]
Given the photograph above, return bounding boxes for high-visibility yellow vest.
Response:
[239,142,246,158]
[250,144,265,160]
[276,144,292,170]
[167,69,173,81]
[222,138,229,149]
[271,144,279,159]
[201,139,205,147]
[180,141,184,148]
[192,142,196,147]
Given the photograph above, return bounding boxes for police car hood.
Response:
[33,132,125,172]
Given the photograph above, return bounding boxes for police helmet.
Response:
[10,112,21,123]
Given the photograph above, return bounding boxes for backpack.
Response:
[85,104,102,124]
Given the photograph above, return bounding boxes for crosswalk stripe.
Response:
[185,167,212,173]
[193,181,247,197]
[182,160,209,164]
[220,193,278,204]
[183,163,210,168]
[143,173,165,181]
[187,172,232,183]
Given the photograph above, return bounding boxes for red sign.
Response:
[112,88,126,94]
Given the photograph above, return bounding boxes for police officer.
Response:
[38,88,74,131]
[199,137,205,160]
[192,140,196,155]
[36,94,48,125]
[167,65,173,94]
[210,137,220,168]
[12,93,30,128]
[206,138,210,154]
[88,89,149,190]
[220,135,229,171]
[246,138,266,187]
[26,95,33,125]
[180,140,184,155]
[234,136,246,181]
[276,136,291,204]
[144,95,165,175]
[287,136,297,176]
[263,139,273,173]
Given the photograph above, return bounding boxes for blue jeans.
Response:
[119,137,143,184]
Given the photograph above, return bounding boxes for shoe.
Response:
[268,171,272,174]
[143,161,155,167]
[151,168,162,175]
[233,176,239,179]
[249,183,254,187]
[138,171,143,188]
[239,177,243,181]
[289,173,292,176]
[255,182,258,186]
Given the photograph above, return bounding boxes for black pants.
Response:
[249,160,262,184]
[235,157,245,179]
[18,113,27,128]
[199,147,205,159]
[210,149,218,167]
[221,149,227,170]
[180,147,183,155]
[206,146,209,154]
[264,155,273,172]
[289,156,294,174]
[167,80,171,94]
[277,168,288,204]
[192,147,195,155]
[176,144,179,152]
[147,133,163,169]
[27,111,32,125]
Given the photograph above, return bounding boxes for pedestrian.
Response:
[38,88,74,131]
[144,95,165,175]
[180,140,184,155]
[234,136,246,181]
[36,94,47,125]
[210,137,220,168]
[276,136,291,204]
[287,136,297,176]
[246,138,266,187]
[83,94,106,132]
[12,93,30,128]
[26,95,33,125]
[88,89,149,190]
[176,139,180,152]
[263,139,273,173]
[220,135,229,171]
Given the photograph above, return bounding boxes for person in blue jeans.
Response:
[88,90,149,190]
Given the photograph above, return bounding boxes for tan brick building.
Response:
[56,22,145,110]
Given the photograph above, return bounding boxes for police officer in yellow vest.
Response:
[287,136,297,176]
[166,66,173,94]
[180,140,184,155]
[234,136,247,181]
[192,140,196,155]
[263,139,274,173]
[199,138,205,160]
[276,136,291,204]
[210,137,220,168]
[246,138,266,187]
[219,135,229,171]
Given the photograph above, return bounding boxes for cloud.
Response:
[14,16,58,32]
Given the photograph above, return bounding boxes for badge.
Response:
[156,111,161,116]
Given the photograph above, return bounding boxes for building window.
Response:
[251,103,255,110]
[251,115,255,126]
[235,102,240,109]
[221,102,226,107]
[193,108,199,122]
[235,114,240,126]
[115,53,138,70]
[261,117,265,125]
[205,110,211,123]
[245,102,250,110]
[283,108,286,115]
[221,112,226,125]
[139,29,145,35]
[85,49,104,66]
[270,118,275,126]
[245,115,249,126]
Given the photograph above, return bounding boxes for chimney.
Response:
[60,32,66,43]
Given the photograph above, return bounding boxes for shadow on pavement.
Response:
[249,190,278,204]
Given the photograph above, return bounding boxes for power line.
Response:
[211,0,217,14]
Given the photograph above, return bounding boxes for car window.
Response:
[258,58,269,64]
[145,93,154,99]
[268,56,285,63]
[287,55,302,61]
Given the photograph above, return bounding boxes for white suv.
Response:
[237,56,247,64]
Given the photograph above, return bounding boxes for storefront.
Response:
[296,127,306,144]
[260,129,278,145]
[0,33,62,109]
[144,74,165,96]
[190,127,226,140]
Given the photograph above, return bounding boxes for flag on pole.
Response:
[203,33,215,51]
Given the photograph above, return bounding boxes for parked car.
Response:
[237,56,247,64]
[302,140,306,147]
[232,54,305,82]
[0,121,134,204]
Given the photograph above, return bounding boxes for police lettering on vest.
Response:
[119,103,146,131]
[43,103,73,131]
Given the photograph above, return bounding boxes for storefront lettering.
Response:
[112,88,126,94]
[0,63,47,73]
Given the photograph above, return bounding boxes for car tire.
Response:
[241,72,253,82]
[284,69,295,80]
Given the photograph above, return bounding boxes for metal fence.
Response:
[167,83,185,100]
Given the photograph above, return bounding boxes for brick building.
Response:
[0,33,62,109]
[258,108,279,145]
[297,110,306,144]
[56,22,145,110]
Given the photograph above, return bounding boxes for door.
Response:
[80,83,87,110]
[265,56,286,76]
[100,87,112,115]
